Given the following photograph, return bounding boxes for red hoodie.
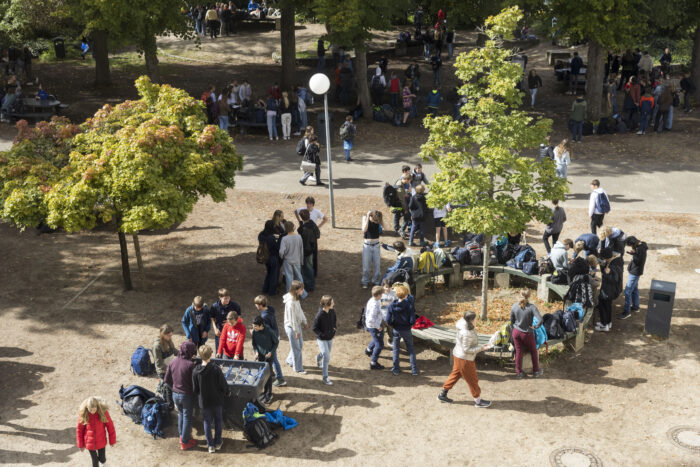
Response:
[217,318,246,358]
[389,77,400,93]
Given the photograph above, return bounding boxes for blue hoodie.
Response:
[426,90,443,108]
[387,295,416,331]
[182,304,211,345]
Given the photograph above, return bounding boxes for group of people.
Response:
[190,2,281,39]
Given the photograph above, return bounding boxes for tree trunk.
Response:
[586,38,605,121]
[118,231,133,290]
[692,26,700,96]
[355,49,372,117]
[480,235,492,321]
[143,32,160,83]
[280,4,296,90]
[132,234,144,273]
[92,29,111,86]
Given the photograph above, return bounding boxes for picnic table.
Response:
[10,98,66,122]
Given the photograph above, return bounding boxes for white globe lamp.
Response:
[309,73,331,95]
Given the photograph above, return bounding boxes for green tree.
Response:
[550,0,647,120]
[420,6,568,320]
[0,76,243,290]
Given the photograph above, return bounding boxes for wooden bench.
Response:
[233,119,282,135]
[413,263,462,299]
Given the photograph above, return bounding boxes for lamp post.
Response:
[308,73,336,228]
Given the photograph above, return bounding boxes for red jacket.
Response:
[389,77,400,93]
[217,318,246,358]
[76,411,116,450]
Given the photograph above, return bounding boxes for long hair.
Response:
[463,311,476,330]
[271,210,284,225]
[78,396,109,425]
[556,139,571,157]
[518,288,530,309]
[370,210,384,228]
[282,91,289,108]
[158,324,175,353]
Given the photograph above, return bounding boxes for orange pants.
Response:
[442,356,481,398]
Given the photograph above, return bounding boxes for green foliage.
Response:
[419,0,504,28]
[420,6,568,238]
[0,76,243,234]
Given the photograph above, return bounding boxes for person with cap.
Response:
[621,236,647,319]
[595,247,620,332]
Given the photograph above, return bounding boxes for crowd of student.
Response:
[189,2,281,38]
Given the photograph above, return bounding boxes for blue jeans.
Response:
[424,43,431,58]
[624,273,640,312]
[361,242,381,286]
[666,105,673,130]
[317,55,325,71]
[272,350,284,381]
[285,325,304,372]
[409,219,424,245]
[367,328,384,364]
[172,392,194,443]
[267,113,278,139]
[447,43,454,59]
[302,254,315,291]
[202,406,223,448]
[571,120,583,141]
[316,339,333,379]
[640,112,650,132]
[282,261,307,298]
[392,329,417,373]
[219,115,229,132]
[556,165,568,179]
[300,109,308,129]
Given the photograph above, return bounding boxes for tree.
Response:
[0,76,243,290]
[419,6,569,320]
[313,0,411,116]
[550,0,647,120]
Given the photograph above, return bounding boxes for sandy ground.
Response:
[1,25,700,467]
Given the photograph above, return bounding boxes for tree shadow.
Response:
[564,192,645,204]
[0,360,54,425]
[0,447,76,466]
[458,396,602,417]
[0,347,33,358]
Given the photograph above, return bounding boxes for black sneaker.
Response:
[370,363,385,370]
[533,369,544,378]
[437,391,453,403]
[631,307,640,313]
[474,399,491,408]
[364,348,372,357]
[316,182,326,186]
[618,311,632,320]
[516,372,525,379]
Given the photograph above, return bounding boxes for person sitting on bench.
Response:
[381,241,415,280]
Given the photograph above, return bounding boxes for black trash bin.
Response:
[209,358,271,430]
[645,279,676,338]
[317,112,333,146]
[53,37,65,59]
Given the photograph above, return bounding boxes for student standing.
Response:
[265,94,279,140]
[509,289,544,379]
[279,221,307,296]
[408,184,428,247]
[164,341,198,450]
[298,209,321,292]
[312,295,337,385]
[258,221,281,296]
[588,179,609,234]
[210,288,242,351]
[622,236,647,318]
[433,204,450,247]
[153,324,177,410]
[437,312,492,407]
[252,315,279,404]
[284,280,308,374]
[361,210,384,289]
[595,247,620,332]
[430,51,442,86]
[216,311,246,360]
[527,69,543,108]
[76,397,116,467]
[340,115,356,162]
[387,284,418,376]
[553,139,571,179]
[543,200,566,254]
[255,295,287,386]
[192,345,229,453]
[570,95,587,142]
[182,296,211,346]
[280,91,293,140]
[389,72,400,108]
[364,286,385,369]
[402,83,416,124]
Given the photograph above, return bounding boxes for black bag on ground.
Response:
[392,109,402,126]
[244,418,278,449]
[118,385,155,424]
[582,121,594,135]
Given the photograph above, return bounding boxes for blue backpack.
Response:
[512,246,536,270]
[567,303,585,320]
[141,397,169,439]
[130,346,155,376]
[532,317,548,349]
[595,191,611,213]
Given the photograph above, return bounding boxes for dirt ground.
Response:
[1,28,699,467]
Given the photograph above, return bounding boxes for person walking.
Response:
[588,179,609,234]
[430,51,442,86]
[387,283,418,376]
[339,115,356,162]
[510,289,544,379]
[553,139,571,178]
[402,83,416,124]
[570,95,587,142]
[437,311,492,407]
[283,280,308,374]
[361,210,383,289]
[164,341,198,450]
[153,324,177,410]
[527,69,543,108]
[299,135,324,185]
[543,200,566,254]
[192,345,229,453]
[622,236,647,318]
[76,397,116,467]
[312,295,337,385]
[364,286,385,370]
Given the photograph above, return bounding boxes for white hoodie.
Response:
[283,293,307,333]
[452,318,481,361]
[589,187,608,216]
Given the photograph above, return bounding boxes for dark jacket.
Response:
[251,324,279,358]
[164,341,197,395]
[387,296,416,331]
[192,361,229,409]
[260,305,279,338]
[298,220,320,257]
[528,74,543,89]
[312,308,337,341]
[210,299,242,332]
[570,55,583,75]
[181,305,211,345]
[599,265,620,301]
[628,242,647,276]
[258,231,280,261]
[305,143,321,164]
[409,193,427,221]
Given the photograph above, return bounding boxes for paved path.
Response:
[234,141,700,214]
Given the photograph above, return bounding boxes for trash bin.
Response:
[317,112,333,146]
[53,37,65,59]
[645,279,676,338]
[209,358,271,430]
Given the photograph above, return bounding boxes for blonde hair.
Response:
[394,284,409,299]
[78,396,109,425]
[415,184,425,194]
[574,240,585,254]
[518,288,530,309]
[371,285,383,297]
[193,296,204,307]
[556,139,571,156]
[254,295,268,307]
[586,255,598,268]
[320,295,333,307]
[599,226,613,241]
[158,324,175,353]
[282,91,289,108]
[290,280,304,299]
[198,345,213,361]
[370,210,384,227]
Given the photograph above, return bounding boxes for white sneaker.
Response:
[636,130,643,135]
[606,323,612,331]
[594,323,607,332]
[208,446,216,453]
[323,377,333,385]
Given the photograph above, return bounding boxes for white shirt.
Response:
[433,206,447,218]
[364,297,383,330]
[589,187,608,216]
[380,290,397,320]
[297,207,324,225]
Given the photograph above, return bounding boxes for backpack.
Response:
[244,417,278,449]
[561,309,578,333]
[466,242,482,266]
[384,268,413,287]
[256,241,270,265]
[494,322,512,347]
[433,247,449,267]
[141,397,169,439]
[382,183,401,208]
[373,106,388,122]
[339,122,351,139]
[551,269,569,285]
[130,346,155,376]
[296,138,306,156]
[356,307,366,330]
[118,385,155,424]
[418,250,437,274]
[451,246,469,265]
[522,261,538,275]
[512,245,536,269]
[538,256,554,275]
[497,242,517,264]
[595,191,611,213]
[542,313,565,340]
[567,302,585,321]
[532,317,548,349]
[371,75,383,92]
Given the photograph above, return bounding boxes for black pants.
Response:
[653,110,668,132]
[542,231,560,254]
[598,297,612,326]
[89,448,106,467]
[261,356,273,399]
[590,213,604,234]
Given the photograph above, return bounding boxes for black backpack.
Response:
[244,418,278,449]
[538,256,554,275]
[384,268,414,287]
[542,313,565,340]
[561,309,577,333]
[466,242,482,266]
[382,183,401,208]
[356,307,366,330]
[118,385,155,424]
[296,138,306,156]
[371,75,383,92]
